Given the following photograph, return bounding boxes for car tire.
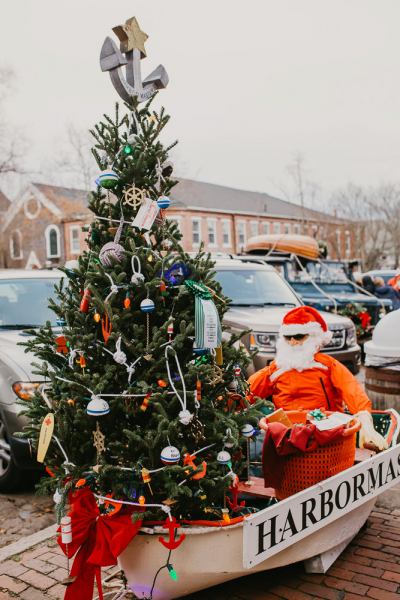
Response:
[0,418,27,493]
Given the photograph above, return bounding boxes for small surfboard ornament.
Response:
[37,413,55,463]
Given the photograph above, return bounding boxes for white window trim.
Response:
[221,218,232,248]
[345,230,351,254]
[237,219,247,250]
[294,224,300,235]
[191,217,202,248]
[273,222,281,234]
[207,218,218,248]
[69,226,81,255]
[10,229,23,260]
[262,221,270,235]
[45,224,61,259]
[336,229,341,253]
[250,220,259,238]
[284,222,291,235]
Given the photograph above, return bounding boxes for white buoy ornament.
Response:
[161,446,181,465]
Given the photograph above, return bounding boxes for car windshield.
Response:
[287,260,354,291]
[214,269,299,306]
[0,279,60,328]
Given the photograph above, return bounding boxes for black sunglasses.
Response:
[283,334,308,341]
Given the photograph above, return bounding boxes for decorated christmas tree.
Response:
[18,17,267,528]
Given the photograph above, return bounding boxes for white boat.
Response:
[118,409,400,600]
[119,498,374,600]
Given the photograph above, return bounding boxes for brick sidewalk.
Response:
[0,506,398,599]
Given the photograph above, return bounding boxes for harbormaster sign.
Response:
[243,444,400,569]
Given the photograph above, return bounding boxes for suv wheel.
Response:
[0,418,26,492]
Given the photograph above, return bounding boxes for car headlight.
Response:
[249,332,279,352]
[12,382,40,400]
[345,325,357,348]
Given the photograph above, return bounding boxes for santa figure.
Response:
[249,306,387,449]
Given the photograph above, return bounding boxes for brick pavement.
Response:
[0,506,398,599]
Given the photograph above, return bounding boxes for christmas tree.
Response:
[18,18,267,525]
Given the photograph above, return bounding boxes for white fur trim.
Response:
[279,321,333,345]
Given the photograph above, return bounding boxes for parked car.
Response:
[362,270,397,285]
[213,259,360,376]
[0,269,62,491]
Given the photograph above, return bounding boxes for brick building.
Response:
[1,179,351,268]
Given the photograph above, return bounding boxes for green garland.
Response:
[184,280,212,299]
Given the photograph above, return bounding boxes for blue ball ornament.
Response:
[157,196,171,210]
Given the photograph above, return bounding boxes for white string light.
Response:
[165,345,192,425]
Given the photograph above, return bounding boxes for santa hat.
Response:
[279,306,333,345]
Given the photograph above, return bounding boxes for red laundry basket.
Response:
[259,410,361,500]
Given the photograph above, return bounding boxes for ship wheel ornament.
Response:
[123,186,145,209]
[208,365,224,388]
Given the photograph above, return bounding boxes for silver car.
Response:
[0,269,62,491]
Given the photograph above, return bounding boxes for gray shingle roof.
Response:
[169,178,326,220]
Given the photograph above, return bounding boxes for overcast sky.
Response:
[1,0,399,201]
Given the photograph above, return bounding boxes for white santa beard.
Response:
[275,334,323,372]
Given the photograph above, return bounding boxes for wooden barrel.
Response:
[365,367,400,411]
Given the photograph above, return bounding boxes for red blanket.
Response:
[261,422,345,489]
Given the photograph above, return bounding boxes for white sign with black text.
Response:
[243,444,400,569]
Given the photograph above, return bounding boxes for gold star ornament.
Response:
[113,17,148,58]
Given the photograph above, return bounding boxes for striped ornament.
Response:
[157,195,171,210]
[98,169,119,189]
[140,298,155,313]
[160,446,181,465]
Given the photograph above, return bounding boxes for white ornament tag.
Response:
[132,198,159,231]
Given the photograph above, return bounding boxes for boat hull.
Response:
[118,498,375,600]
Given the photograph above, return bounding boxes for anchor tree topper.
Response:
[18,16,267,523]
[100,16,169,103]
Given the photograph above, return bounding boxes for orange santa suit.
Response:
[249,306,371,415]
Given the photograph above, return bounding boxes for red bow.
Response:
[58,487,143,600]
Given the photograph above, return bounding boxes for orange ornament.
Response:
[124,297,131,309]
[139,495,145,506]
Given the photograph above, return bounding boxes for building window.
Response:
[284,223,291,235]
[336,229,341,254]
[69,226,80,254]
[45,224,61,258]
[192,219,201,245]
[294,224,300,235]
[237,221,246,249]
[208,219,217,246]
[262,222,270,235]
[250,221,258,238]
[345,230,351,254]
[222,220,231,247]
[10,230,23,260]
[273,222,281,235]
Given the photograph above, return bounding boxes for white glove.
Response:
[354,411,388,451]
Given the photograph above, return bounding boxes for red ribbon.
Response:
[58,488,143,600]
